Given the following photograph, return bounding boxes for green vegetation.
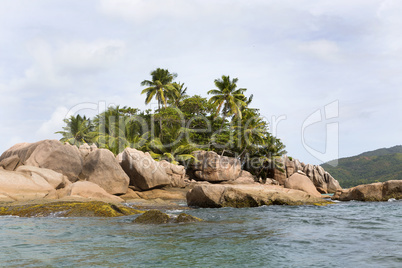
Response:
[321,146,402,188]
[56,68,286,177]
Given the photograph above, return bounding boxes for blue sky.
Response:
[0,0,401,164]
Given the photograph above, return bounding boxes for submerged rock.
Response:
[133,209,203,224]
[0,201,143,217]
[133,209,170,224]
[175,213,202,223]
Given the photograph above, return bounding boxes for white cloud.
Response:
[297,39,342,62]
[23,39,126,84]
[99,0,219,22]
[36,106,69,139]
[55,40,126,75]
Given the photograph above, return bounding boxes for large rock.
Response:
[159,160,186,188]
[190,151,241,182]
[186,184,226,207]
[121,148,171,190]
[284,173,322,197]
[135,188,187,200]
[79,143,97,158]
[0,140,83,182]
[335,180,402,201]
[16,165,70,190]
[285,159,296,177]
[80,149,129,195]
[303,164,341,193]
[186,184,329,208]
[225,170,256,185]
[0,155,21,171]
[68,181,124,203]
[0,169,54,201]
[273,168,287,185]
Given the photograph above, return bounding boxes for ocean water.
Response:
[0,200,401,268]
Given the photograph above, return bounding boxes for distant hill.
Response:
[321,145,402,188]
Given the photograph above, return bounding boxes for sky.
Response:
[0,0,401,165]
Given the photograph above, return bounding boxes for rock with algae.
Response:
[175,213,203,223]
[133,209,203,224]
[0,201,143,217]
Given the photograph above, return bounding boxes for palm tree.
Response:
[235,109,267,161]
[207,75,247,152]
[141,68,178,110]
[56,115,93,146]
[91,106,148,154]
[148,138,196,165]
[169,82,188,107]
[208,75,247,120]
[251,135,287,179]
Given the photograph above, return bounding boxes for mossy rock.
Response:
[313,201,335,206]
[0,201,143,217]
[133,210,203,224]
[133,209,170,224]
[175,213,203,223]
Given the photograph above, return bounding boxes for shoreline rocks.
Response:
[273,156,342,194]
[0,140,83,182]
[186,184,330,208]
[332,180,402,201]
[1,139,399,211]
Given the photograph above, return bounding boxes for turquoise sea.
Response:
[1,200,401,267]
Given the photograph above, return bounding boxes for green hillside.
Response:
[321,146,402,188]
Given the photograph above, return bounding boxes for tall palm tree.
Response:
[207,75,247,151]
[208,75,247,127]
[141,68,178,110]
[56,115,93,146]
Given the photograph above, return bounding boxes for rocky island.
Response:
[0,70,400,217]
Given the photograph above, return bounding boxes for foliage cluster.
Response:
[57,68,287,177]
